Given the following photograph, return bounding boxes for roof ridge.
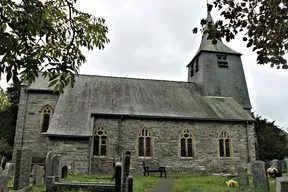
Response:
[77,73,192,84]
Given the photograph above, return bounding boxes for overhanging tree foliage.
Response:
[0,0,110,93]
[193,0,288,69]
[0,88,11,110]
[0,82,21,158]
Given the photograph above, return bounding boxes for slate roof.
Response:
[187,11,241,66]
[27,74,254,137]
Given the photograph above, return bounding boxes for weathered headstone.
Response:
[0,175,9,192]
[251,161,269,192]
[33,165,44,186]
[276,177,288,192]
[278,160,287,173]
[285,158,288,173]
[0,167,3,176]
[238,166,249,187]
[52,155,62,182]
[0,157,7,170]
[122,151,131,192]
[127,175,133,192]
[46,176,55,192]
[3,163,15,177]
[45,151,54,183]
[270,159,279,169]
[13,148,32,190]
[115,162,122,192]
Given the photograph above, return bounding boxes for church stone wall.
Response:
[12,89,59,161]
[48,138,90,174]
[93,117,253,174]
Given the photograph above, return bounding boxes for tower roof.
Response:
[187,7,241,67]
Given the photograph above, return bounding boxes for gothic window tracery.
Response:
[40,105,53,133]
[138,127,152,157]
[179,129,194,158]
[218,130,231,157]
[93,126,107,156]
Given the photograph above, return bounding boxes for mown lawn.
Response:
[11,174,160,192]
[7,174,278,192]
[172,175,276,192]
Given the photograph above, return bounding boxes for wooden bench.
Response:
[143,160,166,177]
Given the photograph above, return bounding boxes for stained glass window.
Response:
[138,127,152,157]
[138,137,144,157]
[93,126,107,156]
[219,131,231,157]
[179,129,194,158]
[41,105,53,133]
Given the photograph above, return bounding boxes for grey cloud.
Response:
[78,0,288,129]
[1,0,288,129]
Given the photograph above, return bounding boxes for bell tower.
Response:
[187,7,252,111]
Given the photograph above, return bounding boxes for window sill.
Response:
[219,157,232,159]
[138,156,152,159]
[179,157,194,160]
[92,156,107,159]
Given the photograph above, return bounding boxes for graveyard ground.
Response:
[6,174,281,192]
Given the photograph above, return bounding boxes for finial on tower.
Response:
[206,3,214,24]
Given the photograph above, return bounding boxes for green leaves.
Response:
[0,88,11,111]
[0,0,110,92]
[194,0,288,69]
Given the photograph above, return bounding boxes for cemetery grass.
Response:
[7,174,278,192]
[172,175,276,192]
[24,174,160,192]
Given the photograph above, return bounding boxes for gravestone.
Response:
[3,163,15,177]
[122,151,131,192]
[276,177,288,192]
[33,165,44,186]
[0,168,2,176]
[0,155,2,166]
[52,155,62,182]
[251,161,269,192]
[0,157,7,170]
[13,148,32,190]
[46,176,55,192]
[238,166,249,187]
[270,159,279,169]
[115,162,122,192]
[285,159,288,173]
[0,175,9,192]
[45,151,54,183]
[278,160,287,173]
[127,175,133,192]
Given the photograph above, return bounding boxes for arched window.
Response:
[40,105,53,133]
[218,130,231,157]
[138,128,152,157]
[179,129,194,158]
[93,126,107,156]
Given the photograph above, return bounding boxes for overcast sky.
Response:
[1,0,287,130]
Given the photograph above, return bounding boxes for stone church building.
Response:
[12,11,256,174]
